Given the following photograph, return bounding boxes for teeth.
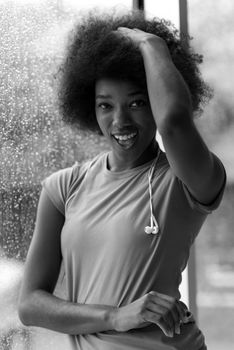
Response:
[114,132,137,141]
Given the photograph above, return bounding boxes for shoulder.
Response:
[41,153,106,214]
[42,152,105,188]
[41,163,79,197]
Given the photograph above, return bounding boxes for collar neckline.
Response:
[103,151,161,178]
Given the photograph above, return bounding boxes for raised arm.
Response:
[117,28,225,205]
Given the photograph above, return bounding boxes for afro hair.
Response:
[58,10,212,132]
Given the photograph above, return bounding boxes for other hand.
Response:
[115,27,164,49]
[112,291,188,338]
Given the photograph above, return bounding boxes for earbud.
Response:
[152,225,159,234]
[145,226,153,234]
[144,225,159,234]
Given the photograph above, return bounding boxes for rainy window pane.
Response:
[189,1,234,349]
[145,0,234,348]
[1,1,233,349]
[0,0,129,348]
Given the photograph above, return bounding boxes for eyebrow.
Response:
[95,90,145,99]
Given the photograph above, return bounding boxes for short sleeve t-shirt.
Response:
[42,151,225,350]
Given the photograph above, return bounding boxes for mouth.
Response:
[112,131,138,149]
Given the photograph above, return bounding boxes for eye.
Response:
[97,102,112,110]
[130,99,147,108]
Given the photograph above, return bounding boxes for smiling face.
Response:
[95,78,157,171]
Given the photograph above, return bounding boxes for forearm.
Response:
[139,37,192,133]
[18,289,116,335]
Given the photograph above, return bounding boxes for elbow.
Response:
[18,295,36,327]
[18,300,32,326]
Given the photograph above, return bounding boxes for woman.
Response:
[18,11,226,350]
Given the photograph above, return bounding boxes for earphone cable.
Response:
[147,149,161,232]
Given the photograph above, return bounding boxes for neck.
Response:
[107,139,159,172]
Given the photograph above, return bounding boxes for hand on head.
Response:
[114,27,163,48]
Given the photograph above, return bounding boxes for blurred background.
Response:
[0,0,233,349]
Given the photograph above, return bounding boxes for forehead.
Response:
[95,78,146,97]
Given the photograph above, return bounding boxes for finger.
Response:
[145,300,170,322]
[117,27,132,32]
[142,309,174,338]
[177,300,192,323]
[160,301,181,335]
[115,27,128,36]
[116,27,136,40]
[148,293,176,323]
[150,292,181,316]
[148,293,175,314]
[151,291,176,303]
[171,299,191,334]
[170,303,181,335]
[175,300,186,322]
[133,28,145,33]
[148,292,180,335]
[175,322,181,335]
[146,301,175,336]
[158,315,174,338]
[148,291,172,305]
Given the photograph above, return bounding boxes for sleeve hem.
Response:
[41,180,65,216]
[180,160,226,214]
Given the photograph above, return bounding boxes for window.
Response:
[1,1,233,349]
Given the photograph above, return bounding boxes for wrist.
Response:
[139,36,171,61]
[105,306,118,331]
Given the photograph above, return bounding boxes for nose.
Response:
[112,106,132,128]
